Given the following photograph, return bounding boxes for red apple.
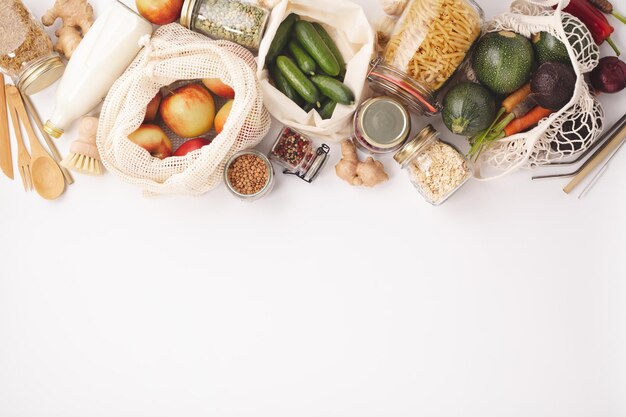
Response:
[160,83,215,138]
[128,124,173,159]
[202,78,235,99]
[136,0,183,25]
[214,100,234,134]
[174,138,213,157]
[144,92,162,122]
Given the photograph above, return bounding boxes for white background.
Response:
[1,0,625,416]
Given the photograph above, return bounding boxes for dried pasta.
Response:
[383,0,481,92]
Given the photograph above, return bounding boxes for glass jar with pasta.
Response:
[368,0,483,115]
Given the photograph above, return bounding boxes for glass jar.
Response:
[368,0,483,115]
[394,125,471,205]
[180,0,269,51]
[269,126,330,183]
[352,96,411,154]
[224,150,274,201]
[0,0,65,95]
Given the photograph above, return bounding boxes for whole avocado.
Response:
[472,31,535,95]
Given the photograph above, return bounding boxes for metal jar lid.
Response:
[180,0,199,28]
[357,96,410,150]
[17,55,65,96]
[394,124,439,167]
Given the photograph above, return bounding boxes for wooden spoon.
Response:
[6,85,65,200]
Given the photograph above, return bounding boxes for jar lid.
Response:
[357,96,410,150]
[17,55,65,96]
[367,61,441,116]
[180,0,198,28]
[394,124,438,166]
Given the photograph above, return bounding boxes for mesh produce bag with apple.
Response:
[97,24,271,196]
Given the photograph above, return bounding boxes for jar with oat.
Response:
[180,0,269,51]
[394,125,471,205]
[368,0,483,115]
[0,0,65,95]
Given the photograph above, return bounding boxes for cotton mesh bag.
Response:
[473,0,604,179]
[97,24,271,196]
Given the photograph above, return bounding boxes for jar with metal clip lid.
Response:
[269,126,330,183]
[180,0,270,51]
[394,124,471,205]
[368,0,483,115]
[0,0,65,95]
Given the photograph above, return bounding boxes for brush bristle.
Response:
[61,152,103,175]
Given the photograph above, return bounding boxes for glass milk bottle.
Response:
[44,1,153,138]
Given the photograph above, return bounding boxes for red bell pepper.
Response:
[562,0,620,56]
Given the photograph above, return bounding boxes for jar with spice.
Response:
[269,127,330,183]
[394,125,471,205]
[368,0,483,115]
[352,96,411,154]
[180,0,269,51]
[0,0,65,95]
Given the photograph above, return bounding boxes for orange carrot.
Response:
[502,83,531,113]
[503,106,553,137]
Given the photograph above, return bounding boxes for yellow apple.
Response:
[202,78,235,99]
[214,100,234,134]
[144,92,162,122]
[128,124,173,159]
[160,83,215,138]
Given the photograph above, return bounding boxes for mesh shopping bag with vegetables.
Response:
[97,24,271,195]
[451,0,605,179]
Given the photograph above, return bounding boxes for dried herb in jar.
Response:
[0,0,54,76]
[190,0,269,50]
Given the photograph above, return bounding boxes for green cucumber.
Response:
[288,40,316,75]
[276,55,320,104]
[318,100,337,119]
[266,14,299,64]
[269,63,303,106]
[310,75,354,105]
[294,21,340,77]
[312,22,346,77]
[302,101,315,112]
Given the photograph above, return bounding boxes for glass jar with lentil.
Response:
[180,0,269,51]
[224,150,274,201]
[394,124,471,205]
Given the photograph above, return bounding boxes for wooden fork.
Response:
[6,96,32,191]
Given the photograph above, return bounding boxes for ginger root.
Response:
[42,0,94,60]
[335,139,389,187]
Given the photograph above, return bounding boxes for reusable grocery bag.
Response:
[98,24,271,196]
[257,0,376,141]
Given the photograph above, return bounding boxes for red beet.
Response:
[590,56,626,93]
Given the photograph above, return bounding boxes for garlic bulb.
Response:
[380,0,408,16]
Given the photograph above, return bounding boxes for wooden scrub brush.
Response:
[61,116,103,175]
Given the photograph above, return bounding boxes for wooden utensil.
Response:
[6,85,65,200]
[21,93,74,185]
[563,123,626,194]
[0,79,14,179]
[6,92,33,191]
